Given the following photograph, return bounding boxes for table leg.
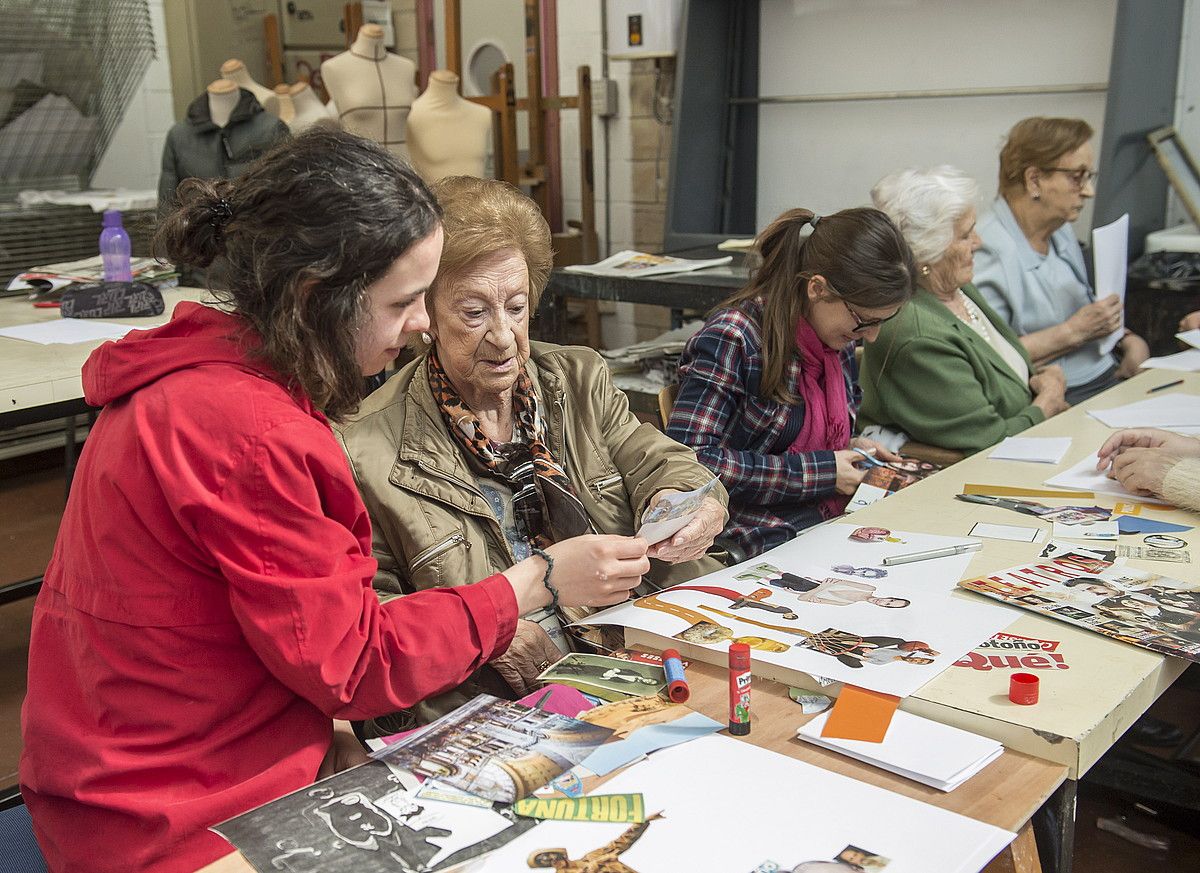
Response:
[1032,778,1076,873]
[983,822,1042,873]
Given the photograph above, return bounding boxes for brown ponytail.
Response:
[719,206,916,404]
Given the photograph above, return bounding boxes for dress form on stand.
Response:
[206,79,240,128]
[288,81,333,132]
[264,84,295,125]
[320,24,416,159]
[406,70,492,182]
[220,59,273,106]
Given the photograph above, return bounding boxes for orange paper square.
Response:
[820,685,901,743]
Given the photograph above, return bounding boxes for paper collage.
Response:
[212,759,533,873]
[959,547,1200,663]
[472,735,1015,873]
[374,695,613,803]
[581,524,1015,699]
[846,456,942,512]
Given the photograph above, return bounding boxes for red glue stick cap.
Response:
[1009,672,1039,705]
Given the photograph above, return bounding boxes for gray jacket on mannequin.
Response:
[157,89,289,212]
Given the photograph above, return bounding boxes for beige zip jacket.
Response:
[336,342,727,727]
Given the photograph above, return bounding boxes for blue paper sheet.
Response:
[580,711,723,776]
[1116,515,1193,535]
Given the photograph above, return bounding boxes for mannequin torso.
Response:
[321,25,416,159]
[406,70,492,181]
[265,84,295,125]
[288,81,331,132]
[206,79,239,128]
[220,59,273,106]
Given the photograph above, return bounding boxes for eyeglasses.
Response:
[1042,167,1098,188]
[822,278,901,333]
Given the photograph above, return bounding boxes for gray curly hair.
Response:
[870,166,978,266]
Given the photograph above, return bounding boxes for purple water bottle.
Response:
[99,209,132,282]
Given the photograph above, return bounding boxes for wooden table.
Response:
[199,657,1065,873]
[845,367,1200,873]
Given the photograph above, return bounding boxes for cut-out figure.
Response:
[767,574,909,609]
[797,630,938,669]
[669,583,799,619]
[830,564,887,579]
[527,812,663,871]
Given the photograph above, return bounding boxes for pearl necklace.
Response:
[953,290,991,338]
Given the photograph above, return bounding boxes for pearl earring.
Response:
[421,331,433,345]
[919,265,931,277]
[1031,192,1041,201]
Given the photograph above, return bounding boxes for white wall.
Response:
[756,0,1116,233]
[91,0,175,191]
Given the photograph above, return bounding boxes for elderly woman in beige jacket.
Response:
[337,176,727,730]
[1098,428,1200,512]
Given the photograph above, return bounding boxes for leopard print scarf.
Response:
[426,348,593,547]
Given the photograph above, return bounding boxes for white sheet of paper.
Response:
[1177,328,1200,349]
[1091,213,1129,356]
[798,708,1004,792]
[1142,349,1200,372]
[474,735,1015,873]
[968,522,1046,543]
[0,319,148,345]
[1045,452,1150,501]
[987,436,1072,464]
[1052,520,1118,541]
[1088,393,1200,429]
[579,524,1016,700]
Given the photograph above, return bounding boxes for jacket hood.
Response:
[83,302,272,406]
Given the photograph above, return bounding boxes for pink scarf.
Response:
[787,316,851,517]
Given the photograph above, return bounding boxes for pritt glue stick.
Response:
[728,642,751,735]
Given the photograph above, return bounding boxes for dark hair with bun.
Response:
[154,128,442,420]
[720,207,916,404]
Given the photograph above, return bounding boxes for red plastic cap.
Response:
[728,642,751,669]
[1009,672,1039,705]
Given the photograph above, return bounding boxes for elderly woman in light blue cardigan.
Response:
[859,167,1069,454]
[973,117,1149,404]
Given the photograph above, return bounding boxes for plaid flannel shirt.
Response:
[667,301,861,557]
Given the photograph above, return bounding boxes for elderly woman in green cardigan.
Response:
[859,166,1069,454]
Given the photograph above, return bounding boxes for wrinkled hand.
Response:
[1097,428,1200,468]
[543,534,650,608]
[834,449,869,495]
[1067,295,1123,344]
[1105,447,1181,498]
[1029,364,1069,417]
[1179,311,1200,332]
[1115,332,1150,378]
[1029,364,1066,395]
[317,721,370,780]
[645,493,727,563]
[849,435,902,463]
[490,620,564,696]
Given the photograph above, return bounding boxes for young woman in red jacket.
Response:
[19,128,650,873]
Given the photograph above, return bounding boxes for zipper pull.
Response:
[222,134,233,159]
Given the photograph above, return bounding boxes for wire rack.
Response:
[0,0,155,198]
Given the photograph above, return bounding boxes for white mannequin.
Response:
[406,70,492,182]
[288,81,333,132]
[206,79,240,128]
[264,84,295,125]
[321,24,417,159]
[220,59,273,106]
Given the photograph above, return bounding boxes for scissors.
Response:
[850,447,888,468]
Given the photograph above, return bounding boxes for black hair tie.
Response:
[206,198,233,230]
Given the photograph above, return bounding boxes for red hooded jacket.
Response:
[19,303,517,871]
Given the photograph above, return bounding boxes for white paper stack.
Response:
[988,436,1072,464]
[1088,393,1200,429]
[1177,328,1200,349]
[1091,214,1129,356]
[797,709,1004,792]
[1141,349,1200,372]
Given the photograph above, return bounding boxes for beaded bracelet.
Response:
[531,546,560,609]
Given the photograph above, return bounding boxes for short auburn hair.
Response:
[429,176,553,309]
[998,116,1094,196]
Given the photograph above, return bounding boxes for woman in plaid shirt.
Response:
[668,207,917,557]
